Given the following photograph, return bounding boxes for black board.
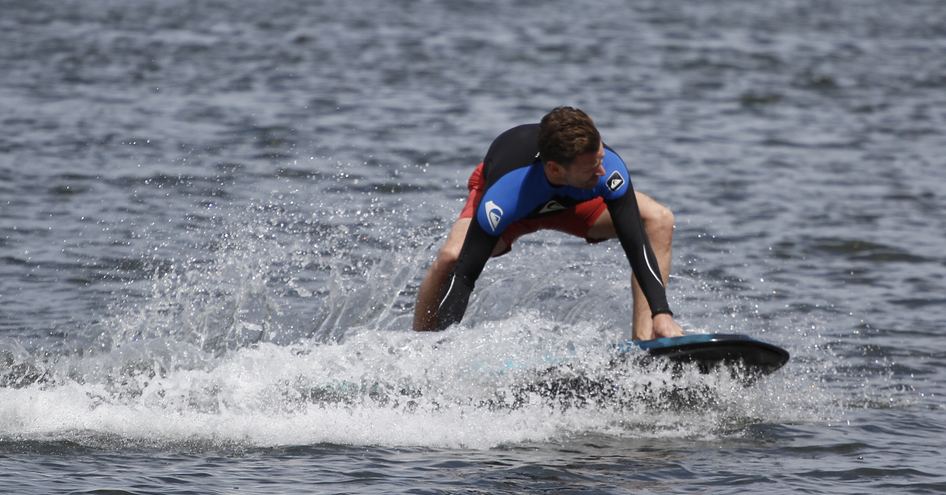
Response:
[615,333,790,377]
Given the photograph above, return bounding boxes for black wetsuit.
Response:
[435,124,672,330]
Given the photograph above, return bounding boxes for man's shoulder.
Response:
[602,146,625,170]
[476,163,551,232]
[597,147,631,199]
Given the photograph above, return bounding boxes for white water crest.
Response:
[0,195,839,450]
[0,319,837,450]
[2,317,839,450]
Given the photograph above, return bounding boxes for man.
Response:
[412,107,684,340]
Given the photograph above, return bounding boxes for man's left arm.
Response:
[606,187,674,317]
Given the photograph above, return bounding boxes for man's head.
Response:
[539,107,606,189]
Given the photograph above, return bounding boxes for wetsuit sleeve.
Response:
[434,219,499,330]
[606,183,673,317]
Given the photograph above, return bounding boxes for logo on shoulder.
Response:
[606,171,625,192]
[485,200,504,232]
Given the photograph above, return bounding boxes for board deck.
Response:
[615,333,790,376]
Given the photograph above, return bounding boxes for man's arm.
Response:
[605,183,674,318]
[433,220,499,330]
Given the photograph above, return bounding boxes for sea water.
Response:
[1,0,944,493]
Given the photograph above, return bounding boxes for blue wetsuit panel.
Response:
[474,148,631,235]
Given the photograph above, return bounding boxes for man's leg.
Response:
[413,218,507,331]
[587,192,675,340]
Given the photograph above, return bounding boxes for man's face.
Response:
[562,142,606,189]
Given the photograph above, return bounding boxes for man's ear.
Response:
[544,160,567,184]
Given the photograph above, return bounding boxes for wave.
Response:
[0,196,841,451]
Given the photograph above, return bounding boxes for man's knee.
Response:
[653,204,675,230]
[433,243,461,272]
[429,219,470,271]
[642,202,675,239]
[636,193,673,229]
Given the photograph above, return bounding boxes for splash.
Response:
[0,192,840,450]
[0,316,836,450]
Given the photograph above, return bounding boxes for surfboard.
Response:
[615,333,790,377]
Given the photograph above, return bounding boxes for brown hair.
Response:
[538,106,601,166]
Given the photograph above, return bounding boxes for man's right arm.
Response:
[433,219,499,330]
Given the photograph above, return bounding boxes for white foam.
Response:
[0,203,840,450]
[0,314,835,449]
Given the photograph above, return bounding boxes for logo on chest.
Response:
[606,171,625,192]
[539,200,566,214]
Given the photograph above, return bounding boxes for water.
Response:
[2,0,945,493]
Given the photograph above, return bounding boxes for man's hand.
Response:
[652,313,684,338]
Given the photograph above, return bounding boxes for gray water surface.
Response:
[2,0,945,493]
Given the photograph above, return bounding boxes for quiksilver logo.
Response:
[539,200,566,214]
[485,200,504,232]
[606,171,625,192]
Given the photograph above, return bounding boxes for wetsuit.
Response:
[435,123,672,330]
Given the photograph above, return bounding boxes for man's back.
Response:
[482,123,541,185]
